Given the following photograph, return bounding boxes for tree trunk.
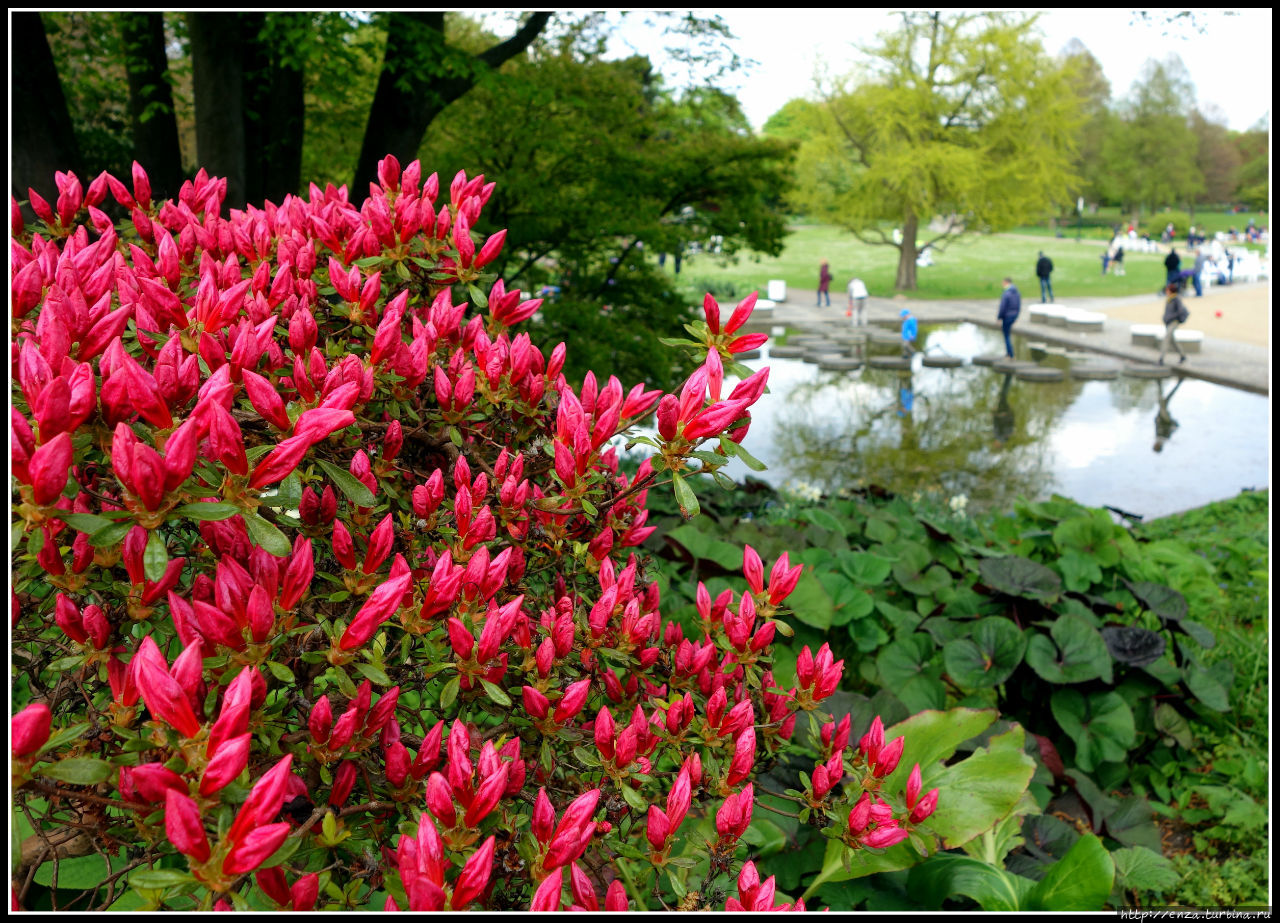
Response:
[353,12,552,198]
[188,13,246,209]
[11,12,82,207]
[895,211,919,290]
[119,12,184,202]
[257,16,306,204]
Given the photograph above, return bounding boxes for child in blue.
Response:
[899,308,917,359]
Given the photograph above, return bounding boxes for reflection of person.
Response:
[997,277,1021,358]
[817,261,833,306]
[899,308,917,359]
[1153,377,1184,453]
[1158,282,1189,365]
[1035,252,1054,303]
[896,372,914,417]
[847,277,868,325]
[992,372,1015,446]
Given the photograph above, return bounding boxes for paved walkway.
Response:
[753,282,1271,395]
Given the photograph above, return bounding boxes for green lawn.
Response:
[672,224,1205,303]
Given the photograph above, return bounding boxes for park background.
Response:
[9,9,1271,913]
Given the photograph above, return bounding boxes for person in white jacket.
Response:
[847,277,868,326]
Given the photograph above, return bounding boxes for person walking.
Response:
[1035,251,1054,303]
[1157,282,1189,365]
[899,308,917,359]
[817,261,833,306]
[1164,247,1181,285]
[1191,247,1207,297]
[997,277,1021,358]
[847,277,868,325]
[1112,242,1125,276]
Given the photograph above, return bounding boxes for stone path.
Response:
[745,282,1270,396]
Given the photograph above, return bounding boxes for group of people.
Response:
[816,261,871,325]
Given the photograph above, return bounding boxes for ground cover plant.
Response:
[640,479,1269,909]
[7,160,1073,913]
[670,221,1267,303]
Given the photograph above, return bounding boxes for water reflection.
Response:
[723,323,1269,519]
[1153,377,1183,453]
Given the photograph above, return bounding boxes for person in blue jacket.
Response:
[997,277,1021,358]
[899,308,917,359]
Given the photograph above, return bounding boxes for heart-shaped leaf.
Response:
[979,556,1062,605]
[1024,614,1112,684]
[1050,689,1136,771]
[1100,626,1166,666]
[943,617,1028,689]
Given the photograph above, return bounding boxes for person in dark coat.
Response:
[1158,282,1189,365]
[997,277,1021,358]
[1035,252,1054,303]
[1164,248,1181,284]
[817,261,833,306]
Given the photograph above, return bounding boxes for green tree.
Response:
[1057,39,1113,207]
[1098,55,1203,212]
[791,12,1083,291]
[1230,120,1268,209]
[760,97,822,143]
[422,42,793,389]
[1189,105,1242,207]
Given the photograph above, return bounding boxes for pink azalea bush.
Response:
[11,158,937,911]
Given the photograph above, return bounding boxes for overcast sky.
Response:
[595,8,1272,132]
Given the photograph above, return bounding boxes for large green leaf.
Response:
[241,511,292,556]
[170,502,241,521]
[1111,846,1178,894]
[1099,626,1165,667]
[839,551,893,586]
[1183,659,1231,712]
[891,541,952,597]
[942,617,1027,689]
[978,556,1062,604]
[316,459,377,508]
[34,852,109,888]
[37,757,114,785]
[1052,512,1121,567]
[875,636,945,712]
[816,571,874,626]
[906,853,1034,911]
[926,726,1037,849]
[1024,834,1114,911]
[1050,689,1136,772]
[885,708,998,786]
[665,524,743,570]
[786,569,835,630]
[1056,549,1102,593]
[1122,579,1188,622]
[1024,614,1112,684]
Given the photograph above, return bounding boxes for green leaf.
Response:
[34,852,109,888]
[671,472,700,519]
[439,676,460,711]
[1024,834,1114,911]
[39,721,92,756]
[784,569,835,630]
[352,662,392,687]
[1050,689,1136,771]
[942,617,1027,689]
[58,512,116,534]
[907,853,1034,911]
[839,551,893,586]
[875,636,945,712]
[316,459,376,507]
[89,520,133,548]
[666,524,744,570]
[1111,846,1178,894]
[1122,579,1188,622]
[241,512,292,556]
[170,502,241,521]
[129,869,197,890]
[143,530,168,583]
[1183,661,1230,712]
[926,726,1037,849]
[724,437,767,472]
[978,556,1062,604]
[886,708,998,787]
[619,783,648,812]
[265,661,296,683]
[1153,702,1194,749]
[37,757,114,785]
[1024,614,1112,684]
[892,541,952,597]
[468,284,488,308]
[800,507,844,532]
[479,679,512,707]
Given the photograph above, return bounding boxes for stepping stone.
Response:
[867,355,913,370]
[921,355,965,368]
[991,358,1039,373]
[1028,342,1049,360]
[831,331,867,345]
[768,344,805,358]
[1174,329,1204,353]
[817,356,864,371]
[735,349,762,361]
[1122,364,1173,379]
[1130,324,1164,347]
[789,335,828,348]
[1015,366,1066,382]
[1070,363,1121,380]
[867,329,905,346]
[972,353,1008,367]
[1065,311,1106,332]
[803,350,845,364]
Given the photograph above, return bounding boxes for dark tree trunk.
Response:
[353,12,552,199]
[895,211,919,290]
[119,12,184,202]
[255,15,306,204]
[11,12,82,207]
[188,12,246,209]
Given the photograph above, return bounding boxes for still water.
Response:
[712,323,1270,520]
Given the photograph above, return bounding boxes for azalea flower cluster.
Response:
[11,160,941,912]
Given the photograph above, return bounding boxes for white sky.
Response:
[585,8,1272,133]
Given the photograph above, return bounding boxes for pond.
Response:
[706,323,1270,520]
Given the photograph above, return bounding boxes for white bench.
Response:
[1064,310,1106,332]
[1174,329,1203,353]
[1130,324,1164,347]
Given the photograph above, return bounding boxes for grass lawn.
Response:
[671,224,1206,302]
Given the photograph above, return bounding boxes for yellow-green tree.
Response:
[791,12,1083,290]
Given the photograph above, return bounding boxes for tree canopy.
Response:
[789,12,1084,290]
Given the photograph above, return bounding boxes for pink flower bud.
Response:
[11,702,52,758]
[165,788,211,863]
